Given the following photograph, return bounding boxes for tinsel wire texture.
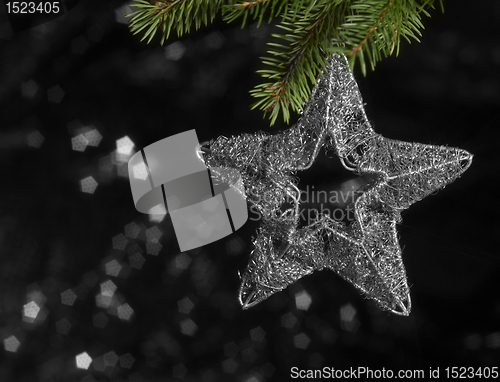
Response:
[201,53,473,316]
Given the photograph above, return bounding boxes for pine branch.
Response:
[223,0,292,27]
[339,0,430,75]
[251,0,441,124]
[127,0,444,125]
[348,1,394,62]
[128,0,224,44]
[250,1,336,125]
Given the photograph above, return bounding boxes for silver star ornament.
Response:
[202,53,472,315]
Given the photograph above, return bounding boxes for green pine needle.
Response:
[127,0,444,125]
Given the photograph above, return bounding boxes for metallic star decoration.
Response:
[202,53,473,315]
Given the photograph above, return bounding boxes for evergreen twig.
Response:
[127,0,443,125]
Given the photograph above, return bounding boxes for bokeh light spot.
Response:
[105,259,122,277]
[485,332,500,349]
[95,294,113,309]
[61,289,77,306]
[175,253,191,270]
[23,301,40,320]
[244,376,261,382]
[222,358,238,374]
[129,252,146,270]
[164,41,186,61]
[115,3,132,24]
[177,296,194,314]
[250,326,266,343]
[100,280,117,297]
[117,303,134,321]
[295,290,312,311]
[172,363,188,379]
[133,162,149,180]
[103,351,119,367]
[92,356,105,372]
[148,204,167,223]
[293,332,311,349]
[120,352,135,369]
[4,335,20,353]
[76,352,92,369]
[27,130,44,148]
[21,79,38,98]
[56,318,72,335]
[72,134,88,152]
[241,347,257,363]
[145,226,163,243]
[146,241,162,256]
[81,176,98,194]
[47,85,65,103]
[226,236,245,256]
[116,136,135,155]
[83,129,103,147]
[340,303,359,332]
[112,233,128,250]
[180,318,198,336]
[281,312,298,329]
[124,222,141,239]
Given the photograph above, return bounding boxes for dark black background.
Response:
[0,1,499,381]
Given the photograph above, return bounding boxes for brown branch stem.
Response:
[236,0,270,10]
[265,10,327,112]
[349,1,393,57]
